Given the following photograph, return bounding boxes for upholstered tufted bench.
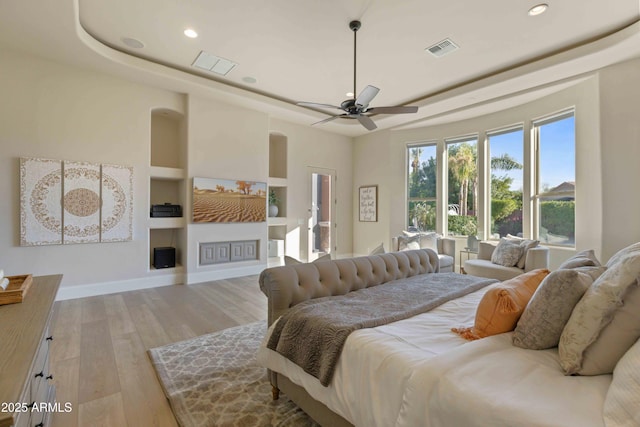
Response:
[259,248,439,326]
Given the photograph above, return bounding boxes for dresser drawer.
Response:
[29,335,52,406]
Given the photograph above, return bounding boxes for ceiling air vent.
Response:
[192,51,237,76]
[425,38,459,58]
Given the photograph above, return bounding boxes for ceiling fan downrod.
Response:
[350,20,361,100]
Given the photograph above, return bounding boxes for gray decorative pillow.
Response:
[398,234,420,251]
[559,252,640,375]
[506,234,539,269]
[369,243,385,255]
[513,269,601,350]
[491,238,524,267]
[572,265,609,280]
[558,249,601,269]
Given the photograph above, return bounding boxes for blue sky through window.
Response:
[539,115,575,191]
[490,129,524,191]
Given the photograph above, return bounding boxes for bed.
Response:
[257,248,638,427]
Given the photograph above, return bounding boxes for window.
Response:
[446,136,478,236]
[534,111,575,246]
[488,127,524,238]
[407,144,437,231]
[404,109,576,248]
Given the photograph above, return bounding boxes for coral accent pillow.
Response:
[453,268,550,340]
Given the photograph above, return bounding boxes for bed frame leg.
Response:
[272,385,280,400]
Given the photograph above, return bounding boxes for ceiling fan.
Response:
[297,20,418,131]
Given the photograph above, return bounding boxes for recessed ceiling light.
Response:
[121,37,144,49]
[184,28,198,38]
[346,92,354,97]
[242,76,257,84]
[528,3,548,16]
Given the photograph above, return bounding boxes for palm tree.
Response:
[448,143,476,215]
[491,153,522,171]
[410,147,422,175]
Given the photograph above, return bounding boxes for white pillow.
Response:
[399,231,439,253]
[369,243,385,255]
[604,338,640,426]
[398,234,420,251]
[418,232,439,253]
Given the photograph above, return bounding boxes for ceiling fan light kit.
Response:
[297,20,418,131]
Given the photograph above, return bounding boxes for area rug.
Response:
[148,321,319,427]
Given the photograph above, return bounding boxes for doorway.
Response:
[308,167,336,261]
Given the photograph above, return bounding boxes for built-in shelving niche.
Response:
[268,132,288,264]
[149,108,186,272]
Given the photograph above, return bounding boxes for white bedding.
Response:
[257,285,611,427]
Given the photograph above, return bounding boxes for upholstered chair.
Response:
[463,240,549,281]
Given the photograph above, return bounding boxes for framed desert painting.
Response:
[192,177,267,223]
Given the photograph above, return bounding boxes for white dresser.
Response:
[0,275,61,427]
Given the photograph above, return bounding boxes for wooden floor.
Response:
[48,275,267,427]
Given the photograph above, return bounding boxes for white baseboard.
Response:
[55,263,267,301]
[186,263,266,285]
[55,272,185,301]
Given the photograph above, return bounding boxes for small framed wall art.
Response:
[359,185,377,222]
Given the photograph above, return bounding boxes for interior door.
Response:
[308,167,336,261]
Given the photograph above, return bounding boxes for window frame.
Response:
[486,125,525,240]
[406,142,438,232]
[532,108,576,247]
[445,134,478,237]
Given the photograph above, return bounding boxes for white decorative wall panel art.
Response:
[19,157,134,246]
[63,161,101,244]
[20,158,63,246]
[101,164,133,242]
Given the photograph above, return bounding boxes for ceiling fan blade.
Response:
[311,114,345,126]
[297,101,342,110]
[355,85,380,109]
[356,114,377,131]
[367,106,419,114]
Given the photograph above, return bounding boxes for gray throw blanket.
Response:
[267,272,497,386]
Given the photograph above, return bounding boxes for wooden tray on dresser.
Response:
[0,274,33,305]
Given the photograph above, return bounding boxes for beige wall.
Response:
[598,58,640,260]
[269,119,353,261]
[0,48,184,289]
[353,76,604,268]
[0,47,353,296]
[351,129,394,254]
[185,95,270,283]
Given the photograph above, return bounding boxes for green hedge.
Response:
[448,215,477,236]
[540,201,574,239]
